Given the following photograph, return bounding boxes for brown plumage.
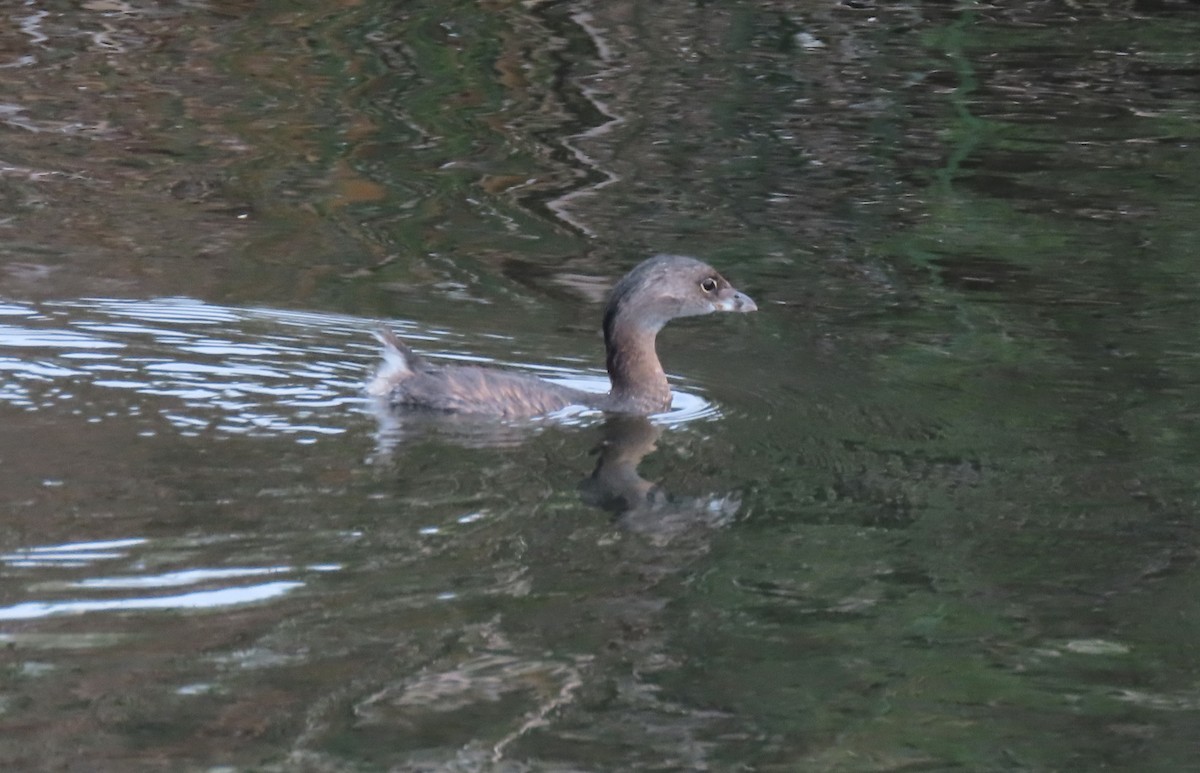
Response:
[366,254,757,417]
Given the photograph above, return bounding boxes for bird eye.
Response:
[700,277,718,293]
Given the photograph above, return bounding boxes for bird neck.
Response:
[603,310,670,413]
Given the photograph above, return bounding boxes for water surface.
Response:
[1,1,1199,770]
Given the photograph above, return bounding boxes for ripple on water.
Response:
[0,535,343,622]
[545,373,722,426]
[0,296,725,443]
[1,297,377,440]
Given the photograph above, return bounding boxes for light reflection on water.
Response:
[0,581,305,621]
[0,297,372,439]
[1,537,148,567]
[0,536,343,621]
[0,296,722,443]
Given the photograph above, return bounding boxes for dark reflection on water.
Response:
[2,0,1200,770]
[580,415,740,537]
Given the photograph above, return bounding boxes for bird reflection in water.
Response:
[579,414,740,539]
[353,411,744,765]
[367,405,741,535]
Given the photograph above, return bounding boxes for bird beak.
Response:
[714,289,757,313]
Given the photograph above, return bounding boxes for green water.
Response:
[1,1,1198,770]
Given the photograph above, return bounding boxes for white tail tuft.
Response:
[365,326,415,396]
